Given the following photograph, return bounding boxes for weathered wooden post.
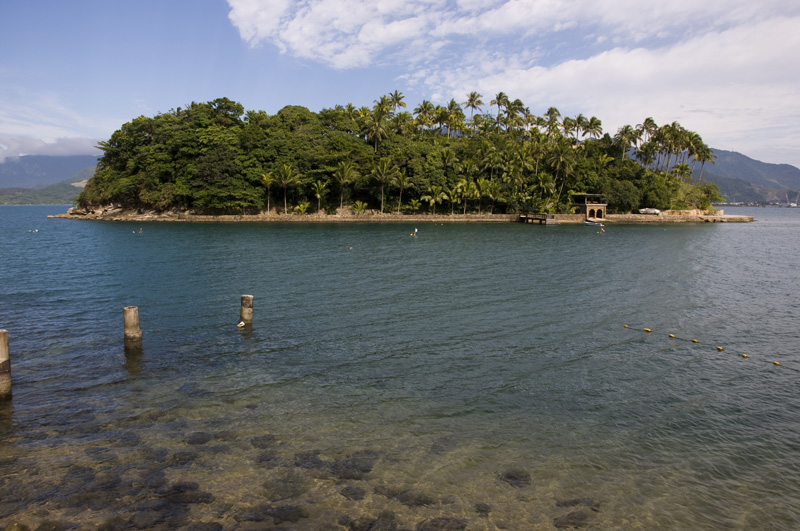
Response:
[239,295,254,326]
[0,329,11,399]
[123,306,142,350]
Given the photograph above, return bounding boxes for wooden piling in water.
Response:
[0,330,10,399]
[240,295,253,325]
[123,306,142,343]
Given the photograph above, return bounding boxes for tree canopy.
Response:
[78,95,721,214]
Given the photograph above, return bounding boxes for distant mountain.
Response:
[0,154,98,188]
[0,176,88,205]
[0,165,94,205]
[701,149,800,203]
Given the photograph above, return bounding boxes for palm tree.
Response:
[371,157,399,213]
[672,163,692,182]
[446,99,465,137]
[361,114,387,153]
[544,107,562,138]
[390,111,414,135]
[637,117,657,143]
[439,148,457,181]
[389,90,406,117]
[548,138,577,205]
[421,185,446,214]
[694,144,715,183]
[332,161,359,211]
[575,114,588,140]
[311,180,328,212]
[373,95,392,116]
[614,125,640,161]
[446,186,460,214]
[455,178,477,214]
[585,116,603,139]
[474,177,490,213]
[462,91,484,131]
[413,100,435,136]
[490,92,510,123]
[261,172,274,213]
[485,180,503,214]
[275,163,302,214]
[392,172,414,213]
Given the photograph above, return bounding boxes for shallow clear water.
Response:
[0,206,798,529]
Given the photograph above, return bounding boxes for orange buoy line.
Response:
[622,324,796,371]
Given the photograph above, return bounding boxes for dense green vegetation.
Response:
[78,95,722,214]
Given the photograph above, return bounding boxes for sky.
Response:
[1,0,799,168]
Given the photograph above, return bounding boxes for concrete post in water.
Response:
[0,330,10,399]
[239,295,254,326]
[123,306,143,346]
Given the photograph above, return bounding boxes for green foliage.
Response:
[77,96,717,215]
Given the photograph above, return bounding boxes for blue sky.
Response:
[1,0,799,168]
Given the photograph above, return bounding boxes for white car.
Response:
[638,208,661,215]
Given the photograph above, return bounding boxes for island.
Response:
[64,95,751,223]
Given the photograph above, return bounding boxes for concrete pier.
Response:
[123,306,143,351]
[240,295,254,325]
[0,330,11,399]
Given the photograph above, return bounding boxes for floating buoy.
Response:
[623,325,628,328]
[717,346,724,351]
[692,339,698,343]
[773,361,780,365]
[644,328,651,333]
[742,354,748,358]
[669,334,675,338]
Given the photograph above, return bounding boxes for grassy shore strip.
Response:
[49,209,754,223]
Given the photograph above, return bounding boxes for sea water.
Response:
[0,206,798,529]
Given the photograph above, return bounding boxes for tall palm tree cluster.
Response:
[78,95,721,215]
[616,118,715,182]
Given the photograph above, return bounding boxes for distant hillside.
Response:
[0,154,98,188]
[701,149,800,203]
[0,166,93,205]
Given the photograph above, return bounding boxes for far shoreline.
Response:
[49,207,755,224]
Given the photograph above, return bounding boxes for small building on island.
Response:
[572,194,607,220]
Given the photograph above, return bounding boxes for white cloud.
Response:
[0,135,100,163]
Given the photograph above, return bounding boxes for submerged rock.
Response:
[340,510,400,531]
[474,503,492,516]
[262,472,310,501]
[556,497,599,510]
[330,450,379,480]
[31,522,76,531]
[254,451,281,468]
[169,450,199,466]
[294,450,328,469]
[498,469,531,488]
[374,485,436,507]
[265,505,309,524]
[159,481,215,504]
[340,485,366,501]
[553,510,589,528]
[186,523,223,531]
[415,516,467,530]
[234,502,309,525]
[251,434,276,449]
[186,431,213,445]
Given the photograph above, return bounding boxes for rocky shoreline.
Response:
[49,206,754,224]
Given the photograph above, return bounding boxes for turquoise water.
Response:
[0,206,798,529]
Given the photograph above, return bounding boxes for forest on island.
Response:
[77,94,723,215]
